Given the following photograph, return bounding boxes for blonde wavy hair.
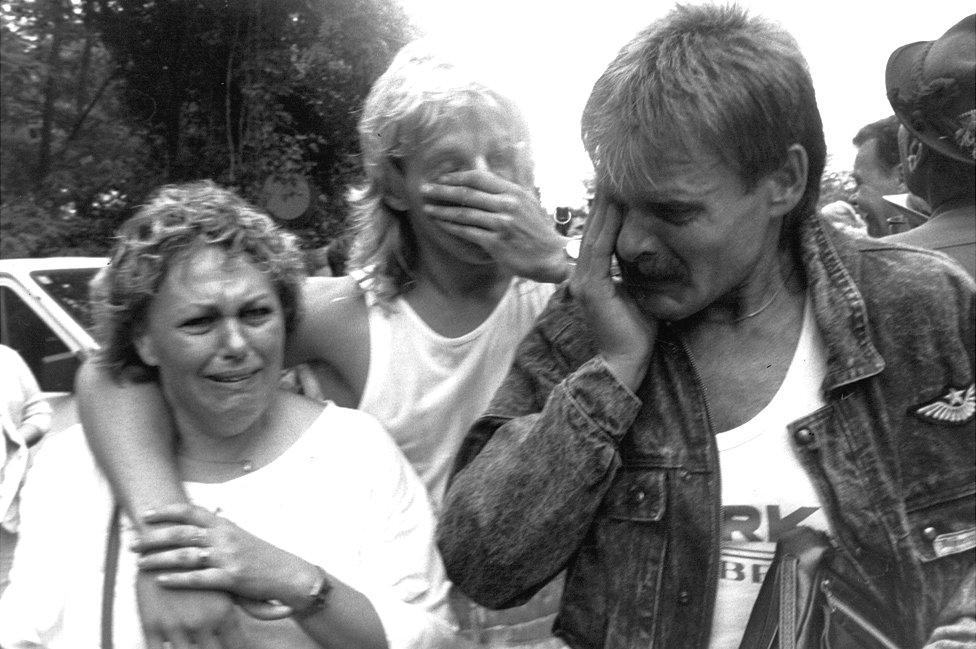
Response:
[346,42,534,301]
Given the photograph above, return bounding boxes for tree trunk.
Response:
[36,0,67,187]
[225,14,240,182]
[76,30,93,115]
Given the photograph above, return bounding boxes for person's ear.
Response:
[765,144,808,218]
[382,157,410,212]
[134,329,160,367]
[903,137,926,175]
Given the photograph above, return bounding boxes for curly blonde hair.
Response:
[91,180,306,382]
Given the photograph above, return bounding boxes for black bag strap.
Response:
[101,503,121,649]
[739,526,832,649]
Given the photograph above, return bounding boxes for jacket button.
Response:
[634,490,646,502]
[794,428,814,445]
[677,590,691,605]
[923,526,939,540]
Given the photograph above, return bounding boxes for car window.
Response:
[30,268,100,332]
[0,286,76,392]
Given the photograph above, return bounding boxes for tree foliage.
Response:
[817,168,856,209]
[2,0,412,257]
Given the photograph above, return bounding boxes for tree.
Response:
[86,0,412,246]
[818,168,856,209]
[1,0,413,257]
[1,0,161,257]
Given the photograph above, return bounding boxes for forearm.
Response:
[294,573,388,649]
[75,360,186,529]
[438,356,640,608]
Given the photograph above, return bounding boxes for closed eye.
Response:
[179,315,215,333]
[241,306,273,324]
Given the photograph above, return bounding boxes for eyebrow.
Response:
[177,292,274,311]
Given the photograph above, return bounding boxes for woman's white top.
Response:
[0,402,456,649]
[357,277,554,514]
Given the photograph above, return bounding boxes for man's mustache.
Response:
[617,254,682,283]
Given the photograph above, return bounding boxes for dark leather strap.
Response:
[101,504,121,649]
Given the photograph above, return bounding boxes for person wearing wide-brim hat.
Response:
[883,14,976,277]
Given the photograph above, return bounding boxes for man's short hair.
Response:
[852,115,902,172]
[581,4,826,240]
[346,42,534,300]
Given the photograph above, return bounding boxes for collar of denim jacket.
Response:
[800,215,887,392]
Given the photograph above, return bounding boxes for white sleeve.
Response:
[0,428,89,647]
[352,416,462,649]
[12,351,51,436]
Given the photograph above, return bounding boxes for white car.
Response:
[0,257,108,432]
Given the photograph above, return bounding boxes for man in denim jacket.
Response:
[438,6,976,648]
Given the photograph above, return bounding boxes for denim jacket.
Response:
[438,215,976,649]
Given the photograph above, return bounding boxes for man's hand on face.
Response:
[569,198,657,391]
[420,169,570,283]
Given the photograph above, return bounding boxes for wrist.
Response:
[535,237,577,284]
[600,353,651,392]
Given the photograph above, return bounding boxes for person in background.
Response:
[0,344,51,597]
[883,14,976,277]
[437,5,975,648]
[851,115,927,236]
[819,198,868,235]
[0,181,454,648]
[74,43,574,649]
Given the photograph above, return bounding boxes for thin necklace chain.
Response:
[176,451,254,473]
[729,284,782,323]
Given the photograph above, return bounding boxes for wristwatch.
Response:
[292,565,333,619]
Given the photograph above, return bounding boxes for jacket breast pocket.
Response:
[905,487,976,562]
[605,468,667,522]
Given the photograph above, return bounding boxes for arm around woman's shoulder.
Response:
[286,276,370,403]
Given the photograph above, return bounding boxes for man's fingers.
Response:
[424,204,505,230]
[434,169,515,193]
[421,182,518,214]
[435,221,496,249]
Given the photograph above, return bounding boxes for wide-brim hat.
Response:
[886,14,975,165]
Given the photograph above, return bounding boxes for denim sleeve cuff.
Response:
[561,356,641,442]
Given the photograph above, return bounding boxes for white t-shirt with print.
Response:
[707,298,832,649]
